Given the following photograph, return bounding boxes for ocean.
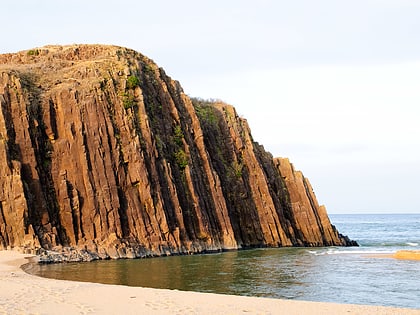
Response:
[25,213,420,309]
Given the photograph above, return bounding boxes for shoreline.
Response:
[1,250,419,314]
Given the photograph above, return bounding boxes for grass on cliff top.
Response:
[191,97,221,126]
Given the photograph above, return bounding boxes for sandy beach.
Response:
[367,250,420,261]
[1,250,419,315]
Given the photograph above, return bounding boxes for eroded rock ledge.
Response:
[0,45,356,260]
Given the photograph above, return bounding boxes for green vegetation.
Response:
[172,124,188,169]
[191,97,219,127]
[121,75,140,109]
[232,160,243,178]
[173,125,184,146]
[126,75,140,89]
[174,149,188,170]
[122,92,136,109]
[27,49,39,56]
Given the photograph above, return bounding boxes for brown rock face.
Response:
[0,45,355,258]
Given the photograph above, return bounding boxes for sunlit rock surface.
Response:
[0,45,356,260]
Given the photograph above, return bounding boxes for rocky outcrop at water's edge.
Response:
[0,45,357,262]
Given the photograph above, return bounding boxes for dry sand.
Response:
[393,250,420,260]
[367,250,420,261]
[1,250,419,315]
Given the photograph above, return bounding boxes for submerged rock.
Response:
[0,45,356,259]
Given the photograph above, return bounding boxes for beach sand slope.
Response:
[1,251,419,315]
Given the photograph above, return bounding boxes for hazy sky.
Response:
[3,1,420,213]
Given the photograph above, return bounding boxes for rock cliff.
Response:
[0,45,355,259]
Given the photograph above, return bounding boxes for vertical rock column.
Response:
[212,104,292,247]
[0,72,41,250]
[275,157,343,245]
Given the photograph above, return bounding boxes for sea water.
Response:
[25,214,420,309]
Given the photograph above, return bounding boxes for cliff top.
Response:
[0,44,145,66]
[0,44,161,94]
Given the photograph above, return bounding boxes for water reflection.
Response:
[29,248,316,299]
[26,247,420,308]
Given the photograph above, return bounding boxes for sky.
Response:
[2,0,420,213]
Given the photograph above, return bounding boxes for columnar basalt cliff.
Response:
[0,45,355,260]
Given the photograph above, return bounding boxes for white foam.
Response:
[307,249,395,256]
[406,242,419,246]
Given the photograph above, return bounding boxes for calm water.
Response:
[25,214,420,309]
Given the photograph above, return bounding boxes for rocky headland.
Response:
[0,45,356,262]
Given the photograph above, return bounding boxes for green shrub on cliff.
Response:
[122,92,136,109]
[173,125,184,146]
[174,149,188,169]
[232,160,243,178]
[27,49,39,56]
[126,75,140,89]
[191,97,218,127]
